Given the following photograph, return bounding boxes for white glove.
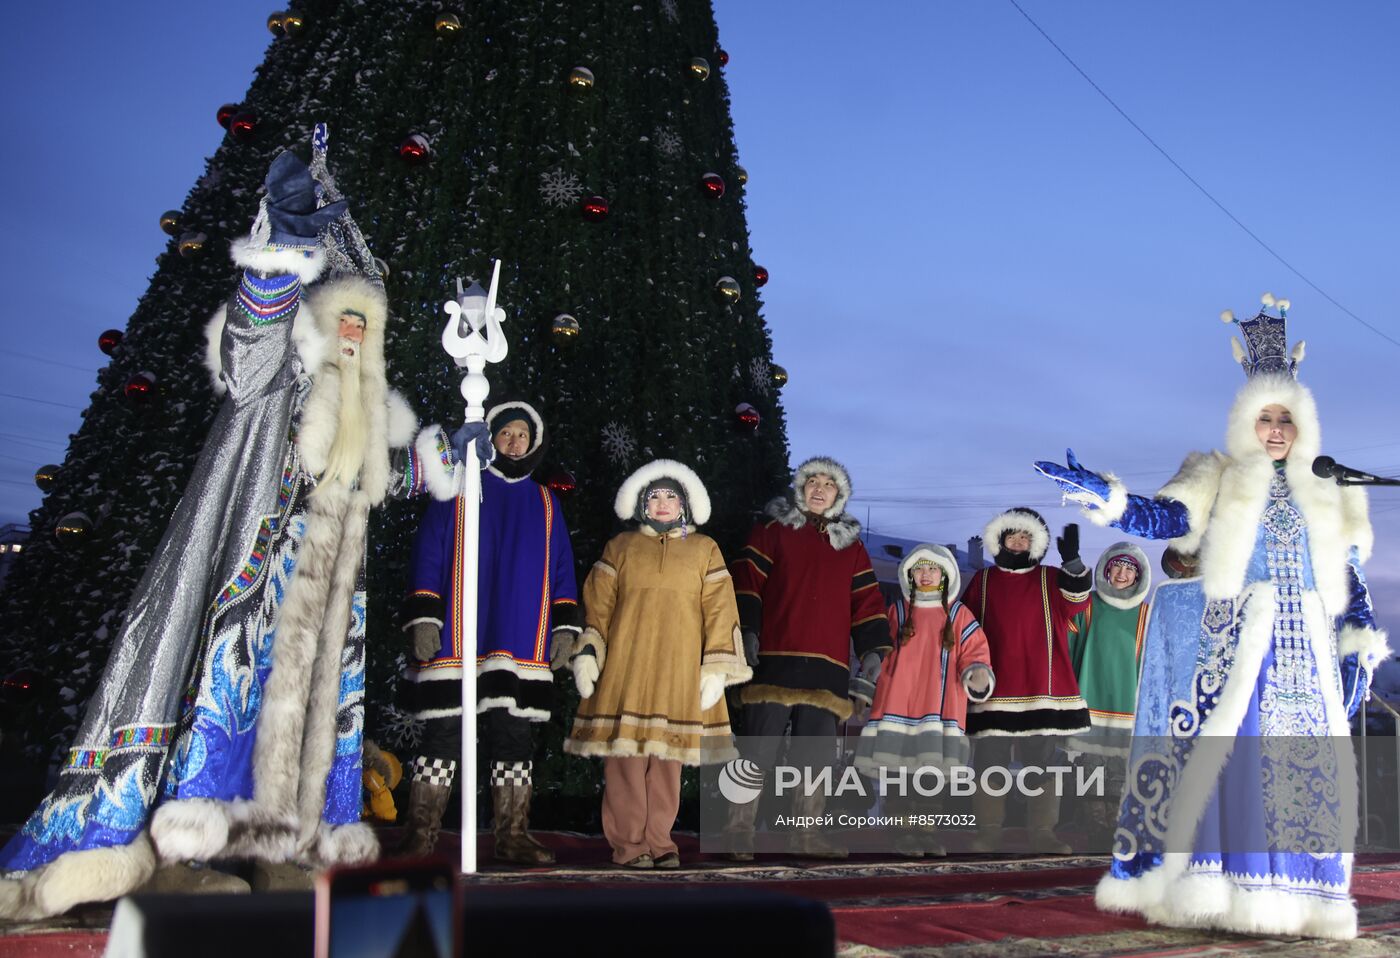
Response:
[574,655,600,699]
[699,672,725,711]
[964,665,994,701]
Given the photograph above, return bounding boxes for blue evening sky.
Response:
[0,2,1396,637]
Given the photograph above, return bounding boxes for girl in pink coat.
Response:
[853,545,994,854]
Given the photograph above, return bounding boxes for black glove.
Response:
[742,631,760,668]
[1056,523,1080,565]
[263,151,347,249]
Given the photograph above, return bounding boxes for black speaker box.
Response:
[105,885,836,957]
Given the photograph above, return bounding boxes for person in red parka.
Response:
[961,507,1091,853]
[726,456,890,859]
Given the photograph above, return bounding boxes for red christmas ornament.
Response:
[98,329,124,355]
[699,172,726,198]
[734,403,760,432]
[752,265,769,287]
[717,48,730,66]
[398,133,430,165]
[545,467,578,495]
[1,668,42,701]
[229,111,259,142]
[216,103,239,129]
[581,195,610,222]
[124,371,156,403]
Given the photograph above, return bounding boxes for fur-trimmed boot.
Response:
[787,791,848,860]
[968,791,1005,853]
[397,757,456,858]
[491,762,555,866]
[1027,793,1071,854]
[136,862,251,895]
[723,795,761,861]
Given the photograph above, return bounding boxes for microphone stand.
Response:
[1334,475,1400,488]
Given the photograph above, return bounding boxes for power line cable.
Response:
[0,392,83,411]
[0,350,97,373]
[1004,0,1400,350]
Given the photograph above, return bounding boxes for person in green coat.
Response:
[1067,542,1151,840]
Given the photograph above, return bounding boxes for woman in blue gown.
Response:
[1035,298,1388,939]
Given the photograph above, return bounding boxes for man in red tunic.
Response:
[726,456,890,859]
[961,507,1091,852]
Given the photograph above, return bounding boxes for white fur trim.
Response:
[1078,473,1129,527]
[1339,625,1391,669]
[150,798,231,862]
[897,544,961,601]
[763,496,863,550]
[415,425,460,501]
[613,459,712,525]
[1093,542,1151,608]
[292,301,329,376]
[0,834,156,920]
[792,455,853,517]
[962,664,995,702]
[386,390,417,448]
[982,508,1050,562]
[204,305,228,395]
[229,236,327,283]
[305,821,379,867]
[1154,452,1227,554]
[485,400,545,458]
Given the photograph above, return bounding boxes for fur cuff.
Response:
[386,390,417,448]
[303,822,379,868]
[1077,473,1128,527]
[230,235,327,283]
[701,657,753,688]
[415,425,459,501]
[577,626,607,672]
[0,834,156,920]
[1339,625,1391,668]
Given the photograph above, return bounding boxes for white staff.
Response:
[440,261,509,874]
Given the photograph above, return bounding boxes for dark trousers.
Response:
[419,708,534,766]
[742,702,840,773]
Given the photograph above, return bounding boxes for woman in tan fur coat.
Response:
[565,460,750,868]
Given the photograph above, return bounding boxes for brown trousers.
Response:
[601,755,682,864]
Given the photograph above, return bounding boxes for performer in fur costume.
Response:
[1035,296,1389,940]
[727,456,890,859]
[961,508,1092,853]
[0,150,427,919]
[398,400,581,864]
[852,545,994,857]
[566,460,750,868]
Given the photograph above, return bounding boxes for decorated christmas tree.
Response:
[0,0,789,817]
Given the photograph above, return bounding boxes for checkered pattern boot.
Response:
[397,757,456,858]
[491,761,555,866]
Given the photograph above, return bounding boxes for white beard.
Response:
[317,343,368,491]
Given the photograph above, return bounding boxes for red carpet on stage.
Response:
[3,831,1400,957]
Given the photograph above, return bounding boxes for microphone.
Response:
[1312,456,1400,487]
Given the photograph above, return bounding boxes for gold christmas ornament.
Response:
[714,276,741,305]
[771,364,788,388]
[280,13,305,37]
[568,66,595,90]
[55,511,93,547]
[735,165,748,185]
[688,57,712,81]
[551,313,581,342]
[435,13,462,35]
[266,12,287,36]
[178,231,207,257]
[159,210,181,236]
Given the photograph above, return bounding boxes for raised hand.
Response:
[1033,448,1113,508]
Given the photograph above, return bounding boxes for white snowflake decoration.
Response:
[748,358,771,395]
[377,704,423,750]
[653,125,683,158]
[660,0,680,23]
[601,421,637,463]
[539,168,584,208]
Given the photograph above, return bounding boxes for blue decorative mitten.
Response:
[1340,653,1371,719]
[451,421,496,467]
[262,151,348,250]
[1034,449,1127,525]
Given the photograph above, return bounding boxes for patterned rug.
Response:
[3,832,1398,957]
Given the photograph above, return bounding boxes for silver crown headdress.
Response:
[1220,292,1305,379]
